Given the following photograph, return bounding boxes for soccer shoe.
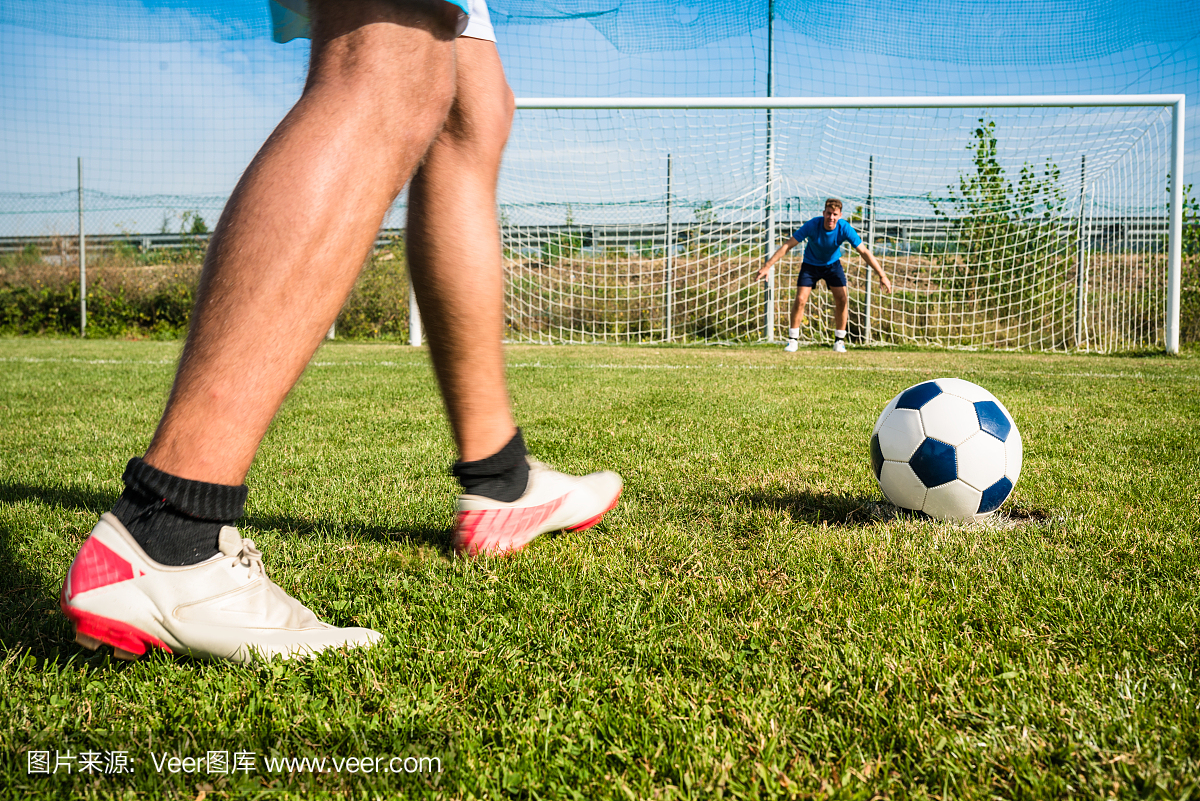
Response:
[60,513,382,663]
[783,338,799,353]
[832,339,847,353]
[454,458,622,557]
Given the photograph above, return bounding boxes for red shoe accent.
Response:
[66,537,134,600]
[564,488,622,532]
[454,495,566,552]
[60,586,171,657]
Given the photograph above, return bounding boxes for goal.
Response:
[495,96,1186,353]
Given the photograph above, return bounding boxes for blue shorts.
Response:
[797,260,847,288]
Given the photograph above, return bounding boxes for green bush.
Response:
[0,236,420,340]
[335,240,413,339]
[0,283,79,335]
[1178,184,1200,344]
[0,242,201,337]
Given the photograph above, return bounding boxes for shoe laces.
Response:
[218,527,264,579]
[236,539,265,579]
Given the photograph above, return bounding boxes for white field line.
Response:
[0,357,176,365]
[2,355,1197,382]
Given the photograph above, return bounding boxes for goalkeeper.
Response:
[755,197,893,352]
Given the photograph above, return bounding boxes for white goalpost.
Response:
[497,95,1185,353]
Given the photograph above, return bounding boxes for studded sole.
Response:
[61,586,172,660]
[564,488,622,532]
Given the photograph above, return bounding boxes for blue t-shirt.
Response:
[791,218,862,266]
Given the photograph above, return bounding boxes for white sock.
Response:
[835,329,846,340]
[788,327,799,340]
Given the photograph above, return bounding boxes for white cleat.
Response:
[783,338,799,353]
[454,458,622,557]
[60,513,382,663]
[832,339,847,353]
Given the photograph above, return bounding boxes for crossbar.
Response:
[516,95,1183,110]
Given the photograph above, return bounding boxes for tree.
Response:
[542,203,583,262]
[1168,179,1200,258]
[180,210,209,236]
[931,118,1069,309]
[1172,180,1200,342]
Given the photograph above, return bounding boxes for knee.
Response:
[386,76,458,154]
[440,82,515,161]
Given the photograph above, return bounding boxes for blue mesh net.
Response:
[1,1,1195,234]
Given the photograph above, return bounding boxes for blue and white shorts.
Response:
[270,0,495,44]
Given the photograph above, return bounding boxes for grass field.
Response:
[2,337,1199,799]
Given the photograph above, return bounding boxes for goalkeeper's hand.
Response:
[880,274,894,294]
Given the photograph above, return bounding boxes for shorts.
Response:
[270,0,495,44]
[460,0,495,41]
[797,261,847,288]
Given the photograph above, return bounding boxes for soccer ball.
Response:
[870,378,1022,521]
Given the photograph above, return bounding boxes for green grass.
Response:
[2,338,1199,799]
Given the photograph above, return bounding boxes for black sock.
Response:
[451,430,530,502]
[110,457,248,566]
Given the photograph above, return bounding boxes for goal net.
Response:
[498,99,1182,353]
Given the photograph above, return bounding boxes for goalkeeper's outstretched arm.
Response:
[756,237,800,281]
[856,243,894,294]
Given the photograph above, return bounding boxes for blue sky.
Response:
[1,1,1196,235]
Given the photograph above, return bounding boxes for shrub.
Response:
[0,240,201,337]
[1178,184,1200,344]
[335,238,413,339]
[0,234,421,340]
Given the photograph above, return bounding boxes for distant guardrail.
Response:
[0,230,405,257]
[2,218,1190,258]
[0,232,214,256]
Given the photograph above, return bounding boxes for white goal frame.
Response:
[511,94,1186,353]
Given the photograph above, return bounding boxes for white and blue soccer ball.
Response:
[870,378,1022,521]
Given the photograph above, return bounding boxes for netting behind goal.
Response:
[499,103,1176,352]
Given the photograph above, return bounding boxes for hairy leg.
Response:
[830,285,850,330]
[790,285,813,329]
[406,37,517,462]
[143,1,459,484]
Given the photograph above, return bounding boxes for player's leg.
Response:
[784,284,813,352]
[827,261,849,351]
[146,2,458,484]
[406,30,621,557]
[60,0,461,662]
[790,285,814,328]
[406,36,515,465]
[830,285,850,352]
